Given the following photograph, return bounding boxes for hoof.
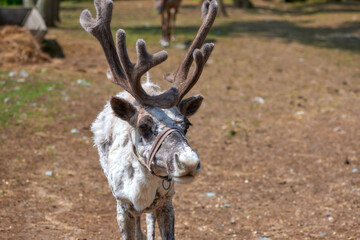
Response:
[160,39,170,47]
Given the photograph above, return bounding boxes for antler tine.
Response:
[164,0,218,103]
[81,0,180,108]
[81,0,217,109]
[115,29,180,109]
[178,43,214,100]
[80,0,128,90]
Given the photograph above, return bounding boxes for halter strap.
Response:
[147,128,177,171]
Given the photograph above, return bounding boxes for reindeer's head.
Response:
[80,0,217,183]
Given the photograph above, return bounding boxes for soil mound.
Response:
[0,25,50,66]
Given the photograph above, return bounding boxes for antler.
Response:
[80,0,218,108]
[164,0,218,101]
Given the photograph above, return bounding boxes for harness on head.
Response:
[135,127,180,190]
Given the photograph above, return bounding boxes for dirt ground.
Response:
[1,0,360,239]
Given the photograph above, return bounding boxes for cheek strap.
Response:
[147,128,177,172]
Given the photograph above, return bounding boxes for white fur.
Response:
[91,83,177,212]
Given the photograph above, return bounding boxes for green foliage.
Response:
[0,0,22,6]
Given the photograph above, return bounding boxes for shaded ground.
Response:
[1,0,360,239]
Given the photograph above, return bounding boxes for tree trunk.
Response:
[55,0,60,23]
[23,0,35,7]
[233,0,254,9]
[36,0,60,27]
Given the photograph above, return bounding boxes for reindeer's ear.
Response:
[178,95,204,117]
[110,96,137,123]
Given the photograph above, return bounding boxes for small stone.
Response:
[244,179,249,183]
[45,171,53,176]
[294,110,305,116]
[205,192,216,197]
[352,168,358,173]
[328,216,334,222]
[3,97,10,103]
[253,97,265,105]
[333,127,342,132]
[257,238,272,240]
[299,58,304,63]
[77,79,91,86]
[70,129,79,134]
[320,232,327,237]
[9,71,17,77]
[224,203,231,208]
[230,217,236,224]
[19,70,29,78]
[174,43,187,50]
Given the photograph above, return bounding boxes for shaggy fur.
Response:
[91,81,201,239]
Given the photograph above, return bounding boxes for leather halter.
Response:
[147,128,177,172]
[135,128,178,182]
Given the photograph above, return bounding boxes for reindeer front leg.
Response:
[146,212,156,240]
[156,201,175,240]
[117,202,136,239]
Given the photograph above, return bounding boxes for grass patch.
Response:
[0,72,63,126]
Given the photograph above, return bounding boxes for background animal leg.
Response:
[146,212,156,240]
[117,202,135,240]
[170,9,177,41]
[160,10,170,47]
[155,201,175,240]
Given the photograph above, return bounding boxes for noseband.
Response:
[147,128,177,173]
[135,128,181,189]
[147,128,179,190]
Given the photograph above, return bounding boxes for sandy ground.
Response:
[0,0,360,239]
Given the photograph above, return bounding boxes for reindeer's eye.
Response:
[139,123,150,132]
[138,123,153,139]
[184,119,192,135]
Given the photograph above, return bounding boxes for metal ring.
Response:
[162,179,172,190]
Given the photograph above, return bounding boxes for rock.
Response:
[45,171,53,176]
[205,192,216,197]
[76,79,91,86]
[294,110,305,116]
[174,43,187,50]
[224,203,231,208]
[19,70,29,78]
[253,97,265,105]
[70,129,79,134]
[9,71,17,77]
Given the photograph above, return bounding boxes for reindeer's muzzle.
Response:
[172,149,201,183]
[152,128,201,183]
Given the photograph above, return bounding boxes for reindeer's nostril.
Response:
[175,153,185,170]
[196,162,201,171]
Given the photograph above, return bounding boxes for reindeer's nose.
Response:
[173,150,200,177]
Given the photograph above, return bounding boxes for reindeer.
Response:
[154,0,183,47]
[80,0,217,239]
